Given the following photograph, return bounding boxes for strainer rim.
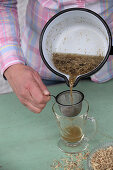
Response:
[55,90,84,106]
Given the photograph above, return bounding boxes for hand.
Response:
[4,64,50,113]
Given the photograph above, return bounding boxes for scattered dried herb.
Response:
[51,151,89,170]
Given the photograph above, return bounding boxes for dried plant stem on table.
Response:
[51,151,89,170]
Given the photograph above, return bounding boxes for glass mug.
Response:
[52,90,96,153]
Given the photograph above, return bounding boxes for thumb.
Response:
[33,72,50,96]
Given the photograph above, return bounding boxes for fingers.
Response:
[23,100,46,113]
[18,75,50,113]
[28,78,50,105]
[18,85,50,114]
[5,64,51,114]
[19,89,49,113]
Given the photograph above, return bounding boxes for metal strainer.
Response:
[51,90,85,117]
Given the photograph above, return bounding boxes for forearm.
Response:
[0,0,25,75]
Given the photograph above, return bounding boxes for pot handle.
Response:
[110,46,113,55]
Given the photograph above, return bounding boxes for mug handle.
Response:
[110,46,113,55]
[82,100,97,141]
[83,99,89,120]
[83,116,97,142]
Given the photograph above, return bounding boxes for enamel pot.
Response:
[39,8,113,86]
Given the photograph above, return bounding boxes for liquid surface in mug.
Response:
[62,125,83,143]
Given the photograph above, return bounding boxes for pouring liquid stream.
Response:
[52,52,103,142]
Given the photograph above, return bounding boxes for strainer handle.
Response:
[49,94,56,102]
[49,94,56,98]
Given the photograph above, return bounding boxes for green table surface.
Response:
[0,79,113,170]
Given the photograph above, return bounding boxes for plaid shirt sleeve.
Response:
[0,0,25,75]
[90,0,113,83]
